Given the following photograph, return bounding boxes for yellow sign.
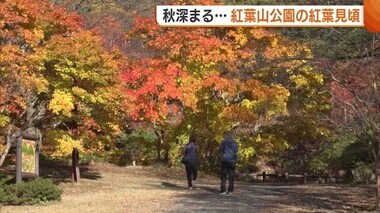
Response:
[21,139,36,174]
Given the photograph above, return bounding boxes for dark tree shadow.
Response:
[0,158,102,184]
[39,158,102,184]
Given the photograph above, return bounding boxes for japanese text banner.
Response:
[156,5,364,27]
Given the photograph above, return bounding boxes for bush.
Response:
[0,178,62,205]
[351,162,375,184]
[0,171,8,184]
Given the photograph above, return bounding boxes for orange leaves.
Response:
[46,3,84,30]
[148,28,225,63]
[0,1,28,26]
[23,29,44,47]
[222,105,257,124]
[249,28,269,40]
[203,72,239,95]
[80,118,102,137]
[121,58,186,122]
[0,0,82,43]
[130,16,236,68]
[130,14,160,38]
[243,79,275,102]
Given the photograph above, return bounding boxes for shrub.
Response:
[0,171,8,184]
[0,178,62,205]
[351,162,375,184]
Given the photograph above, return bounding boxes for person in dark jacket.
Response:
[182,134,199,189]
[219,131,238,194]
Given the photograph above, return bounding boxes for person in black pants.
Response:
[182,134,198,189]
[219,131,238,195]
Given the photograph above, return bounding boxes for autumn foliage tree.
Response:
[123,0,328,167]
[1,0,80,164]
[0,0,124,165]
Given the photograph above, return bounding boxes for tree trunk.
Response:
[0,128,14,167]
[154,130,163,163]
[376,131,380,209]
[376,154,380,209]
[156,138,162,162]
[163,147,169,165]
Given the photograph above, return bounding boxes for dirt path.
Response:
[1,163,376,213]
[167,179,375,212]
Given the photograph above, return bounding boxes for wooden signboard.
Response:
[16,133,39,183]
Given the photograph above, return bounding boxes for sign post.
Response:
[15,132,40,184]
[72,147,80,183]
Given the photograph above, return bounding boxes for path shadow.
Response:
[161,181,188,190]
[197,185,219,194]
[0,158,102,184]
[39,158,102,184]
[161,182,221,194]
[170,181,376,212]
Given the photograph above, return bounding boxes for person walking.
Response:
[219,131,238,195]
[182,134,199,189]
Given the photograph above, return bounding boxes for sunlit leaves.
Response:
[44,130,84,158]
[48,90,75,117]
[0,115,10,128]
